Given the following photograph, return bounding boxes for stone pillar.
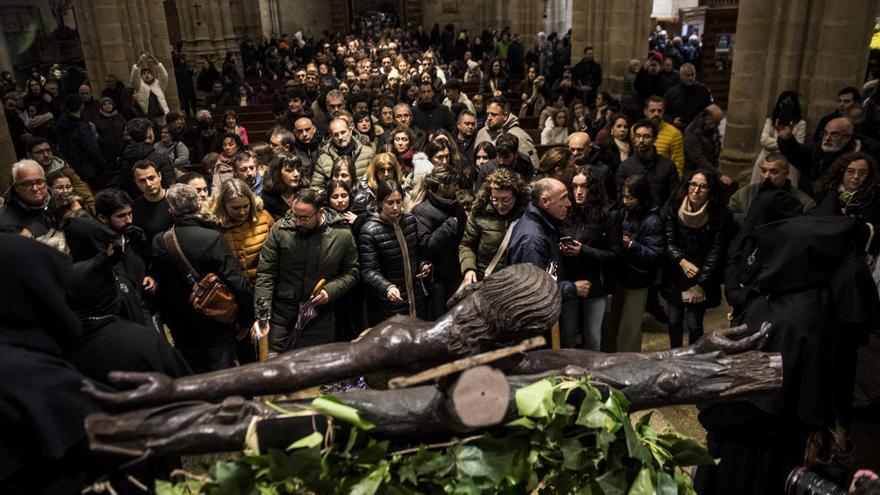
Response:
[74,0,180,111]
[0,109,17,191]
[258,0,281,39]
[176,0,240,68]
[720,0,880,178]
[571,0,652,96]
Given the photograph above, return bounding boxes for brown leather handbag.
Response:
[163,229,239,326]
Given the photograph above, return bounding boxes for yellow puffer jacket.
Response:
[219,209,275,281]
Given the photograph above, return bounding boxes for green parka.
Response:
[254,209,360,350]
[458,193,527,280]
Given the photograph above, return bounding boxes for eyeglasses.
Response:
[292,210,318,223]
[688,181,709,192]
[53,183,74,191]
[269,141,286,150]
[845,168,869,178]
[16,179,47,189]
[490,195,514,206]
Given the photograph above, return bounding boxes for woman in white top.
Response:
[749,91,806,185]
[540,108,570,145]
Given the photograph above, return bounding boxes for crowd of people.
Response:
[3,14,880,495]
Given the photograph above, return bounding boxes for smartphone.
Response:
[559,236,574,244]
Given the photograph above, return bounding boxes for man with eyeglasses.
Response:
[384,103,426,149]
[253,188,359,353]
[616,119,679,208]
[267,126,294,155]
[777,116,879,196]
[27,137,94,211]
[0,159,51,236]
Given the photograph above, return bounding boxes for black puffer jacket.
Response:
[412,192,467,283]
[661,205,731,307]
[357,213,426,317]
[560,207,624,298]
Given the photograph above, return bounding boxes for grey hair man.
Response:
[150,183,252,373]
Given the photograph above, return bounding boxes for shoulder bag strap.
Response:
[163,228,202,285]
[484,219,519,278]
[392,220,417,318]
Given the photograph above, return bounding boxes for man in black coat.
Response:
[56,94,104,184]
[616,119,680,207]
[412,80,456,134]
[454,110,477,162]
[812,86,860,143]
[203,80,233,109]
[663,63,713,131]
[151,184,252,373]
[292,117,322,179]
[572,46,603,107]
[0,159,51,237]
[106,118,175,199]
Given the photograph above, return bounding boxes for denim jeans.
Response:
[666,299,706,348]
[560,296,606,351]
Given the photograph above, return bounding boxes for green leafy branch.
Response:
[158,376,715,495]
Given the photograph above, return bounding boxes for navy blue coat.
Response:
[506,202,576,298]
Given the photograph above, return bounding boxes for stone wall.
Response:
[571,0,653,96]
[720,0,880,177]
[277,0,336,39]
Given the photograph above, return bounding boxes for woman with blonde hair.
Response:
[353,152,406,214]
[213,178,274,363]
[213,178,275,282]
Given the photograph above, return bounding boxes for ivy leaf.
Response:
[675,471,700,495]
[311,396,376,430]
[596,468,627,495]
[350,460,390,495]
[211,460,253,494]
[455,445,493,479]
[656,472,678,495]
[659,433,716,466]
[287,431,323,450]
[627,467,654,495]
[515,379,555,418]
[577,393,612,430]
[411,447,454,478]
[561,438,586,471]
[506,417,537,429]
[398,463,417,485]
[595,430,617,458]
[622,418,653,466]
[357,439,390,465]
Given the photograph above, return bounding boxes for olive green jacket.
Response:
[458,204,524,280]
[254,209,359,329]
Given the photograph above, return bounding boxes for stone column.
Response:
[0,110,17,191]
[74,0,180,111]
[258,0,281,39]
[720,0,880,178]
[570,0,652,96]
[176,0,240,68]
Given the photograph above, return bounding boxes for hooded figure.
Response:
[0,234,97,494]
[65,249,191,383]
[695,215,880,495]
